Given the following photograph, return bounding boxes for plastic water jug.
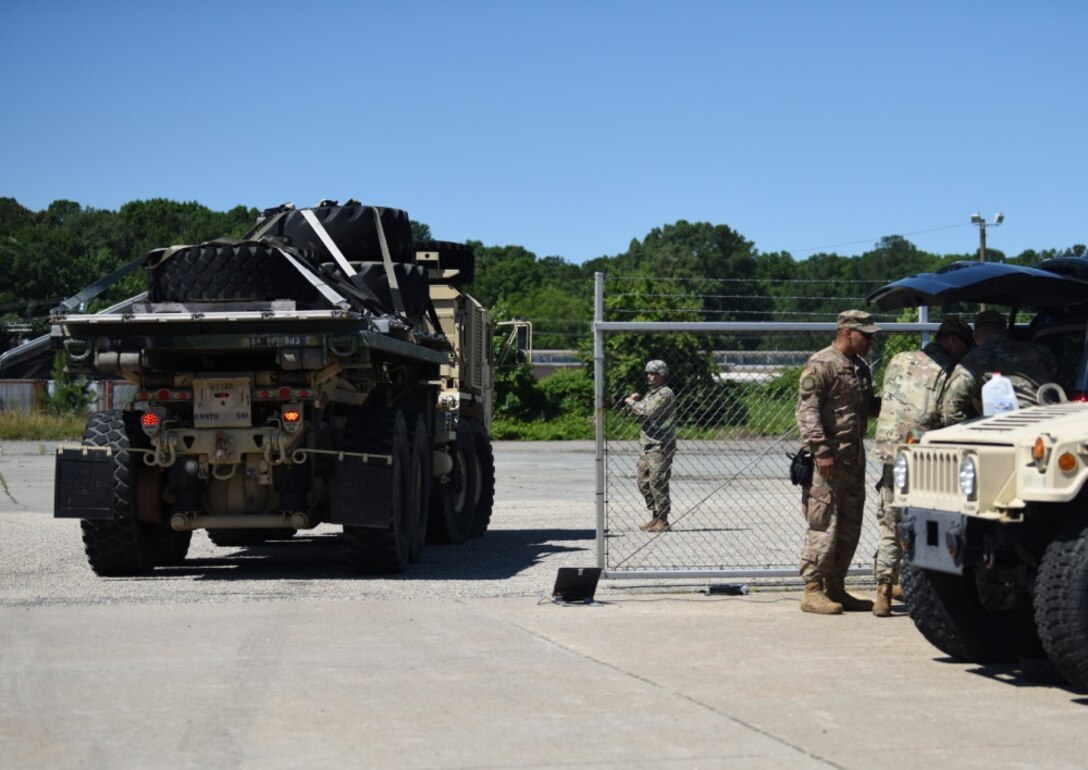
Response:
[982,372,1018,416]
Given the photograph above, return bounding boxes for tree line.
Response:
[3,196,1085,347]
[2,196,1085,436]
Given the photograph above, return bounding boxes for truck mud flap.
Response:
[328,456,394,527]
[54,447,115,519]
[900,507,967,575]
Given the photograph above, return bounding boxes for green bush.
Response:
[41,353,94,415]
[492,412,594,440]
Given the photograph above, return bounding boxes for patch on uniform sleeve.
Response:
[800,375,817,394]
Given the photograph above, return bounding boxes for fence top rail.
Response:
[593,321,948,333]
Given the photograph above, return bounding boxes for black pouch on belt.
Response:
[787,450,815,486]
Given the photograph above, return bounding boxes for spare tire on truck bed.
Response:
[147,242,320,305]
[270,203,414,265]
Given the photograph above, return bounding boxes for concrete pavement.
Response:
[3,591,1085,769]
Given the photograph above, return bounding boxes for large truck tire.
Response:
[467,418,494,538]
[147,243,319,305]
[78,410,157,576]
[342,409,412,574]
[427,421,478,545]
[276,203,414,265]
[902,563,1040,664]
[1034,513,1088,691]
[407,414,432,563]
[151,528,192,566]
[414,240,475,285]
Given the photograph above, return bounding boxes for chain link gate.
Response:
[592,273,940,584]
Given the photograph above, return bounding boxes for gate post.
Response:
[594,272,606,570]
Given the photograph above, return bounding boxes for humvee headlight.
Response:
[893,453,909,492]
[959,455,978,500]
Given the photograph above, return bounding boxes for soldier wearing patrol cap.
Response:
[625,359,676,533]
[869,315,974,616]
[940,309,1059,425]
[795,309,882,614]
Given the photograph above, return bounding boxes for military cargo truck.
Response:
[52,200,518,576]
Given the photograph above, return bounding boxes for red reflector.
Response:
[283,409,301,423]
[177,392,189,400]
[279,387,291,399]
[298,389,309,398]
[259,390,270,399]
[141,412,160,428]
[158,389,170,401]
[137,392,150,401]
[214,391,230,399]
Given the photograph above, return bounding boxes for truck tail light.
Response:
[141,409,165,437]
[282,405,302,433]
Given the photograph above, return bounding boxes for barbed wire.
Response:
[611,292,884,302]
[606,275,892,285]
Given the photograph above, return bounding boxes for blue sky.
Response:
[2,1,1085,265]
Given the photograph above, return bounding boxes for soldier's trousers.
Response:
[799,459,866,582]
[637,444,672,519]
[872,464,901,585]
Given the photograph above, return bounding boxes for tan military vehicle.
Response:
[51,201,526,576]
[868,257,1088,690]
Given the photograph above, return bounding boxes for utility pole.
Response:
[970,212,1004,311]
[970,212,1004,263]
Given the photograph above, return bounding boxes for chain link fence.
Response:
[593,274,935,583]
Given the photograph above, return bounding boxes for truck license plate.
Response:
[194,377,252,428]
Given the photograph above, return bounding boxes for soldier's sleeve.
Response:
[630,389,665,421]
[940,364,976,426]
[796,359,831,457]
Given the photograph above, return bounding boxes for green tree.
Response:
[41,353,93,414]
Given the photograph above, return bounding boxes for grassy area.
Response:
[0,410,87,441]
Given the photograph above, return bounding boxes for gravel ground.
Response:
[0,440,620,607]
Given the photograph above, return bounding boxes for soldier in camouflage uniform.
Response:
[870,316,974,616]
[940,309,1058,425]
[795,309,881,615]
[625,360,676,533]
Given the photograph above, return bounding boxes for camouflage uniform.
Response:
[871,342,959,585]
[940,337,1058,425]
[629,383,676,524]
[796,344,874,583]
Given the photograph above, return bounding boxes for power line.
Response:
[785,223,970,256]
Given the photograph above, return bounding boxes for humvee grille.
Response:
[911,448,963,495]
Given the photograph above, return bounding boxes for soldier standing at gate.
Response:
[795,310,881,614]
[625,360,676,533]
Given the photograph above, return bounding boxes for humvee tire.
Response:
[902,563,1040,663]
[1034,513,1088,691]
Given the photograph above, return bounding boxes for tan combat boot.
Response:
[891,583,905,601]
[873,582,893,617]
[801,578,844,615]
[825,576,874,612]
[645,518,670,533]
